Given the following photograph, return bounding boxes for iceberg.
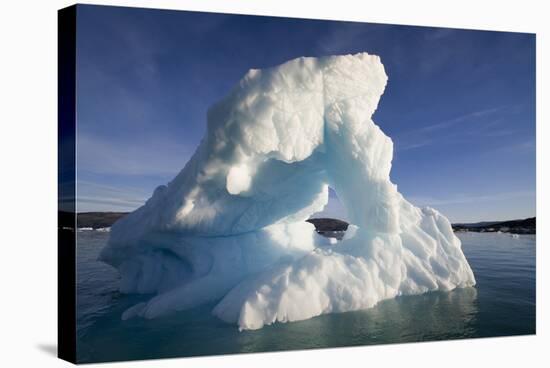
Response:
[100,53,475,330]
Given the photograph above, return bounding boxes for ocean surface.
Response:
[76,231,536,363]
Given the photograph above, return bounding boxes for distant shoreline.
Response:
[452,217,535,235]
[59,211,536,235]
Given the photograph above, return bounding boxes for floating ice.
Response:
[100,53,475,330]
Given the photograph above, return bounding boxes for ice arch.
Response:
[100,53,475,330]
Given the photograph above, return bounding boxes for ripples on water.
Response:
[75,231,535,363]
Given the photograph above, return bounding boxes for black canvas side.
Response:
[58,4,77,364]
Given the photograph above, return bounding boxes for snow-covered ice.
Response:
[100,52,475,330]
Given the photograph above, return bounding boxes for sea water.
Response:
[75,231,535,363]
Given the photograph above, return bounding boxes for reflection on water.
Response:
[76,232,534,363]
[234,287,478,353]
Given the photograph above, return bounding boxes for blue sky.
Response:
[75,5,535,223]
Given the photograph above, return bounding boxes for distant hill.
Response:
[309,217,536,235]
[77,212,128,229]
[452,221,501,228]
[58,211,129,229]
[452,217,535,234]
[306,218,349,232]
[61,211,535,235]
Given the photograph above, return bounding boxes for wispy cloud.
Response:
[407,190,535,207]
[77,133,193,177]
[394,139,433,152]
[77,196,145,210]
[484,137,536,156]
[394,105,521,152]
[77,180,149,212]
[417,106,504,133]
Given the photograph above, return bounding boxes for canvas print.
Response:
[58,4,536,364]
